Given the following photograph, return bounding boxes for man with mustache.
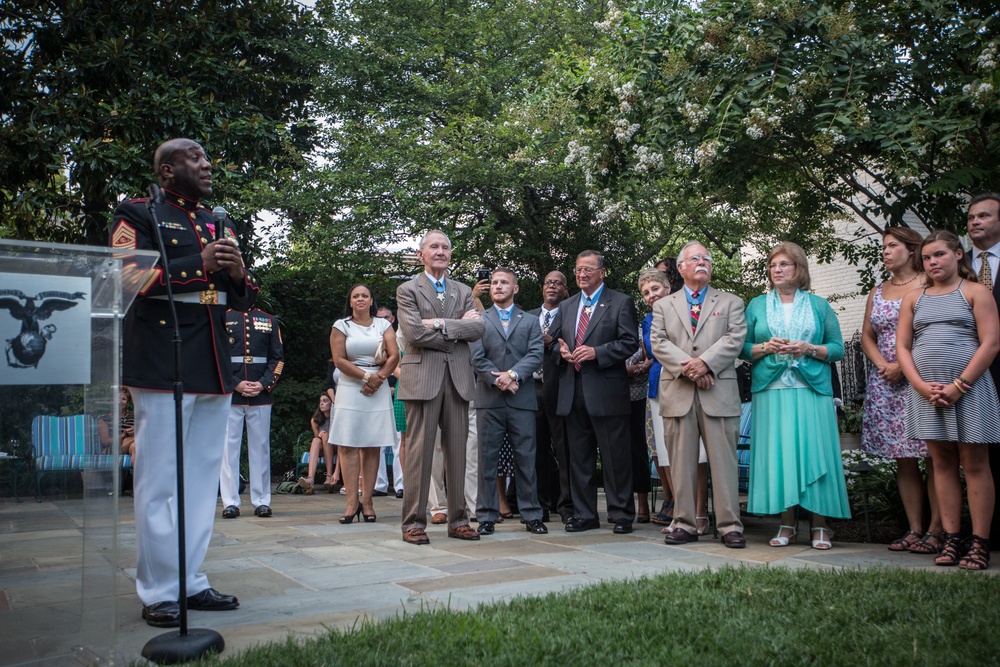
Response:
[651,241,748,548]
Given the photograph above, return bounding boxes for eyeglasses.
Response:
[683,254,712,264]
[768,261,796,271]
[574,267,603,275]
[543,280,566,287]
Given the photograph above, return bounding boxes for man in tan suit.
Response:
[396,230,485,544]
[651,241,748,548]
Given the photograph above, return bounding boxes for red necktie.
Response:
[574,298,592,370]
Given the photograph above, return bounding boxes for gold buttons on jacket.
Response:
[181,271,187,278]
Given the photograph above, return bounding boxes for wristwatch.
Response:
[507,370,519,384]
[433,319,443,330]
[362,371,372,384]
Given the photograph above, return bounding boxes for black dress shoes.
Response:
[373,490,388,497]
[525,519,549,534]
[662,527,698,545]
[221,505,239,519]
[254,505,272,517]
[187,587,239,611]
[721,531,747,548]
[395,489,404,499]
[477,520,496,535]
[613,519,633,534]
[142,601,180,627]
[565,518,600,532]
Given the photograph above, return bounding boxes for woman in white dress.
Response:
[329,284,400,523]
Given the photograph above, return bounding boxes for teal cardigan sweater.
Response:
[739,292,844,396]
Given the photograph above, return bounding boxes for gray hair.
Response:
[677,241,711,265]
[418,229,452,250]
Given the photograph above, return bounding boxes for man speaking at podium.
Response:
[110,138,258,627]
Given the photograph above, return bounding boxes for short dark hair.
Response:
[969,192,1000,212]
[576,250,605,268]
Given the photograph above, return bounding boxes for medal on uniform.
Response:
[583,305,592,315]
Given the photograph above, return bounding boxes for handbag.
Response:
[373,338,388,366]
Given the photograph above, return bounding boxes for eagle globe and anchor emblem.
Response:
[0,290,86,369]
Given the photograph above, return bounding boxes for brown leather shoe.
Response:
[402,528,430,545]
[721,531,747,549]
[431,513,448,524]
[447,525,481,541]
[663,527,698,545]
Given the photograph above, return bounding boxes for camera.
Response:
[477,269,491,282]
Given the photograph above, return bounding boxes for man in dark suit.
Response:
[396,230,485,545]
[528,271,573,523]
[110,138,257,627]
[967,191,1000,542]
[550,250,640,534]
[470,267,547,535]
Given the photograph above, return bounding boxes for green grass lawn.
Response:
[193,566,998,666]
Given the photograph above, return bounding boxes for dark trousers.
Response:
[535,382,572,518]
[566,376,635,522]
[629,399,651,494]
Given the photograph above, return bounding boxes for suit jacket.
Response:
[650,286,746,418]
[227,308,284,406]
[548,286,639,417]
[528,306,562,413]
[110,189,258,394]
[471,306,543,410]
[396,274,484,401]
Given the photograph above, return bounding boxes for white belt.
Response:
[233,356,267,364]
[150,291,227,305]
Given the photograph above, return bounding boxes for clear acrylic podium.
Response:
[0,239,159,665]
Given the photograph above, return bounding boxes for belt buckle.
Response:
[200,289,219,305]
[244,355,254,364]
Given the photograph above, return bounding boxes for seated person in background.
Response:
[299,394,338,494]
[98,388,136,462]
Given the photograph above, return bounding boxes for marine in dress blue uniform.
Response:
[220,308,284,518]
[110,138,258,628]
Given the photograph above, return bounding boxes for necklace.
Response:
[889,273,919,287]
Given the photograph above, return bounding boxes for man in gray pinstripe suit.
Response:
[396,230,485,544]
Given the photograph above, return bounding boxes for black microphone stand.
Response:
[141,184,225,663]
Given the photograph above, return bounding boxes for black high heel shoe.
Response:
[363,512,377,523]
[339,507,362,524]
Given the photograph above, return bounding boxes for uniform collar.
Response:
[162,188,203,213]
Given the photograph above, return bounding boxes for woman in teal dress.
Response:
[741,242,850,550]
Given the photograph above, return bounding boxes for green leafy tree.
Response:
[0,0,324,247]
[553,0,1000,263]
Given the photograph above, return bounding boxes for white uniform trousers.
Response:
[375,428,404,493]
[130,389,229,605]
[220,404,272,508]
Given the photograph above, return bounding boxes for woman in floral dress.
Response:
[861,227,942,553]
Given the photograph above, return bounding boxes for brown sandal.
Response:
[934,532,964,566]
[909,531,945,555]
[958,535,991,571]
[887,530,922,552]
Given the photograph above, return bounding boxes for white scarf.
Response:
[765,289,816,386]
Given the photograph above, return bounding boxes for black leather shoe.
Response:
[395,489,404,498]
[477,520,495,535]
[254,504,272,517]
[221,505,239,519]
[142,601,180,628]
[565,518,600,532]
[663,527,698,545]
[373,490,388,497]
[525,519,549,534]
[186,587,239,611]
[613,519,633,534]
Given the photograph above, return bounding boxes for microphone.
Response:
[212,206,228,243]
[146,183,165,212]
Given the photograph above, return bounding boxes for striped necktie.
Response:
[574,297,593,370]
[690,291,701,333]
[979,252,993,290]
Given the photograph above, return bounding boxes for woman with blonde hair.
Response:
[741,242,850,549]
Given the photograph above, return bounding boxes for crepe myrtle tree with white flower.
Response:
[551,0,1000,285]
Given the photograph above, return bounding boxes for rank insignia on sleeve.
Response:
[111,221,137,249]
[274,361,284,376]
